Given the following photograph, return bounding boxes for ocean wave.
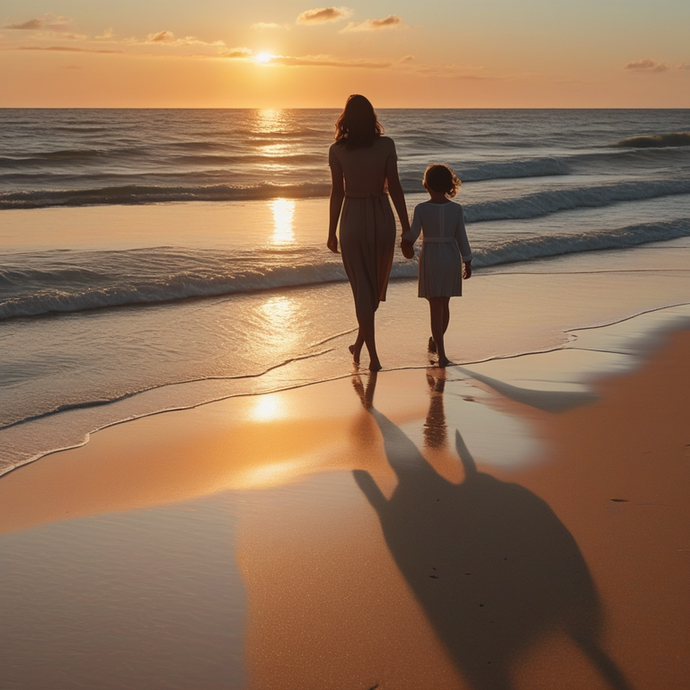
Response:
[399,156,570,187]
[614,132,690,148]
[4,176,689,213]
[0,253,348,320]
[0,182,332,209]
[51,126,111,134]
[459,156,570,181]
[465,180,690,223]
[171,152,324,166]
[0,147,326,172]
[2,219,688,321]
[475,219,690,267]
[0,148,141,169]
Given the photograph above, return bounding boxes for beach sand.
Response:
[1,239,689,689]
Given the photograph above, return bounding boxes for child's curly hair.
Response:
[423,164,461,198]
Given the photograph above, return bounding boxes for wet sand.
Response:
[1,329,689,688]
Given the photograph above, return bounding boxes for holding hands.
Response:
[401,238,415,259]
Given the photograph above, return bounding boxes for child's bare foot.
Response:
[348,343,362,364]
[428,337,437,353]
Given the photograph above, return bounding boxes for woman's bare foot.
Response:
[348,343,362,364]
[437,357,451,368]
[369,358,382,372]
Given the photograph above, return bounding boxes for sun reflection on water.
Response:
[259,295,300,349]
[270,198,295,245]
[252,108,287,134]
[251,108,293,168]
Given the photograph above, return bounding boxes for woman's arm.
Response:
[328,152,345,253]
[385,145,411,236]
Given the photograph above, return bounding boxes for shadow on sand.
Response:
[352,371,632,690]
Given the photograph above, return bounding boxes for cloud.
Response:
[205,49,503,79]
[5,18,44,30]
[271,53,393,68]
[211,49,404,69]
[624,58,670,72]
[15,45,124,54]
[4,13,71,31]
[148,30,174,43]
[341,15,405,32]
[125,30,225,47]
[220,47,254,59]
[296,7,352,24]
[252,22,287,30]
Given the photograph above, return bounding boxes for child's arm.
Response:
[455,206,472,278]
[401,206,422,259]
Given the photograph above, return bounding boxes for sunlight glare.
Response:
[257,295,300,352]
[252,108,287,135]
[255,52,273,64]
[259,295,298,331]
[250,394,283,422]
[270,198,296,245]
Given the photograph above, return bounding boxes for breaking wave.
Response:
[614,132,690,148]
[3,218,688,321]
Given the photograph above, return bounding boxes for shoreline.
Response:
[2,299,689,529]
[1,230,689,479]
[1,294,688,482]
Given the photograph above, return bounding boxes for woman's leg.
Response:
[354,298,381,371]
[349,329,364,364]
[428,297,451,367]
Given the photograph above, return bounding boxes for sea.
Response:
[1,108,689,474]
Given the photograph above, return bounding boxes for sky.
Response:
[1,0,689,108]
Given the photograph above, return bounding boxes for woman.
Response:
[327,95,410,371]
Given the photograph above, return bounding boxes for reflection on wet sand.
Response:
[353,372,632,690]
[424,369,448,449]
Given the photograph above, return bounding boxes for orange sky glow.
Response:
[1,1,689,108]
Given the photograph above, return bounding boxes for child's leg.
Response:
[428,297,451,367]
[428,301,450,353]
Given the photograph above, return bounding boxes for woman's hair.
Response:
[334,94,383,150]
[423,164,461,197]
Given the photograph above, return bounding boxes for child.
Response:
[401,164,472,367]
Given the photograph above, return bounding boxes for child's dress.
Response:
[403,201,472,297]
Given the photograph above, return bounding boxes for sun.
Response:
[255,52,273,64]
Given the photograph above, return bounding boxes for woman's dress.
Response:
[404,201,472,298]
[329,137,397,312]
